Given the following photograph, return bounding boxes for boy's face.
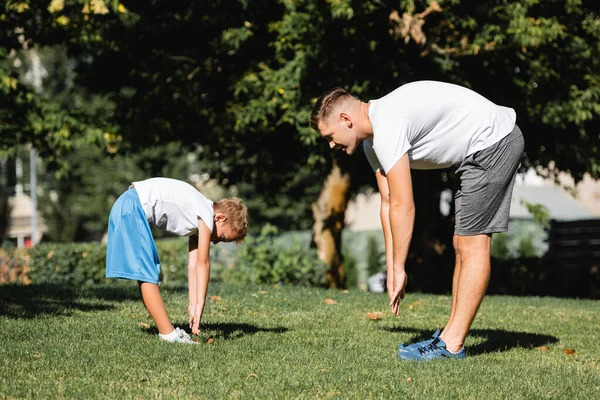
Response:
[211,213,236,244]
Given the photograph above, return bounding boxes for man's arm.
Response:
[385,153,415,316]
[188,218,212,335]
[374,169,394,302]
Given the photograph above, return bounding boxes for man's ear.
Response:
[339,112,352,128]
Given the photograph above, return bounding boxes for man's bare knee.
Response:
[455,234,492,260]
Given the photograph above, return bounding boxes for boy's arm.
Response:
[385,153,415,316]
[187,235,199,330]
[188,218,212,335]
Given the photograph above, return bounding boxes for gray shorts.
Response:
[454,125,525,236]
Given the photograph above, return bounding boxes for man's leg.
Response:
[440,233,492,353]
[447,235,461,326]
[139,281,174,335]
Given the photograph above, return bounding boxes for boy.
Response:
[106,177,248,344]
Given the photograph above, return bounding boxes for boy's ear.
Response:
[214,212,227,222]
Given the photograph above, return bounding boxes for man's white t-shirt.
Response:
[363,81,517,173]
[132,177,214,236]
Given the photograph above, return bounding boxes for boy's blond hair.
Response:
[213,197,248,243]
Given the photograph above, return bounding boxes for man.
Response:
[310,81,524,361]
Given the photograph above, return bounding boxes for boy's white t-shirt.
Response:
[132,177,214,236]
[363,81,517,173]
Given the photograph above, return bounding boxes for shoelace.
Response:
[176,328,186,337]
[175,328,195,343]
[417,342,442,355]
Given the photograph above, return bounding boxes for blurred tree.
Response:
[38,141,195,242]
[0,2,118,174]
[1,0,598,287]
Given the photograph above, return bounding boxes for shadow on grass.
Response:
[83,281,191,302]
[0,283,114,319]
[140,322,289,341]
[82,283,141,302]
[381,326,559,356]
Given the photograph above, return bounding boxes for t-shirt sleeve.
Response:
[195,201,214,233]
[373,119,411,174]
[363,139,383,173]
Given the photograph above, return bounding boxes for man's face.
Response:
[318,115,360,155]
[211,217,236,244]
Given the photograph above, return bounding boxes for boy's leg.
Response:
[139,281,174,335]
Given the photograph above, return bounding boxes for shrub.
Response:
[220,224,327,287]
[155,238,189,283]
[28,243,108,286]
[2,239,191,286]
[1,228,327,288]
[0,247,31,284]
[343,248,358,289]
[366,234,384,276]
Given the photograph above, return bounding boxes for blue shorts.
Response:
[105,188,161,284]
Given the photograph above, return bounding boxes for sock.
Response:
[159,327,177,339]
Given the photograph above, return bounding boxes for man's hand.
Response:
[188,304,201,335]
[389,270,408,316]
[386,272,395,304]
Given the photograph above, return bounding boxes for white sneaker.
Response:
[158,327,197,344]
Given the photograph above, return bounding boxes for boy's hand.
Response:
[188,304,201,335]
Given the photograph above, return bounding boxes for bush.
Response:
[28,243,108,286]
[366,234,384,276]
[155,238,189,283]
[1,227,327,288]
[1,239,191,286]
[220,224,327,287]
[343,248,358,289]
[0,247,31,284]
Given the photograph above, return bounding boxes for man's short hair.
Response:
[213,197,248,243]
[310,87,354,131]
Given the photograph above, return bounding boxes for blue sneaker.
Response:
[398,337,466,361]
[398,329,441,352]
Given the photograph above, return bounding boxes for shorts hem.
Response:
[454,226,508,236]
[106,272,159,284]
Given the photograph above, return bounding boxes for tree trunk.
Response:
[312,161,351,289]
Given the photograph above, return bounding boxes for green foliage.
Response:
[491,232,511,261]
[366,234,384,276]
[2,0,599,275]
[342,247,358,289]
[2,229,326,288]
[155,238,189,283]
[5,238,190,286]
[521,200,551,229]
[28,242,108,286]
[517,234,537,259]
[37,141,196,242]
[222,224,327,287]
[491,224,546,261]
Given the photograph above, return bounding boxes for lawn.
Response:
[1,281,598,399]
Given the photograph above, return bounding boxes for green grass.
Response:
[1,282,599,399]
